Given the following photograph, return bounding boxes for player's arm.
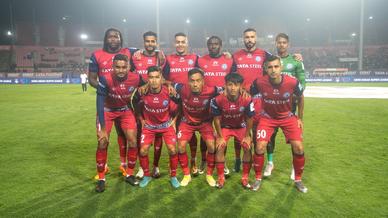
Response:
[96,77,109,141]
[131,89,145,127]
[210,98,226,148]
[294,81,304,130]
[88,54,99,89]
[293,53,303,62]
[249,79,260,96]
[296,61,306,91]
[242,100,255,148]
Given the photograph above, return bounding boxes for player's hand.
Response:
[157,50,166,65]
[240,88,251,99]
[138,83,149,96]
[168,84,177,97]
[241,136,252,149]
[134,49,143,60]
[223,51,232,59]
[297,118,304,130]
[97,129,108,142]
[216,136,226,149]
[293,53,303,62]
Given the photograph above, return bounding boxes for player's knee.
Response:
[98,140,109,150]
[291,141,304,154]
[140,147,148,156]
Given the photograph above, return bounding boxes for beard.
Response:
[245,41,256,50]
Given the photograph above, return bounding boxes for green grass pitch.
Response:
[0,84,387,217]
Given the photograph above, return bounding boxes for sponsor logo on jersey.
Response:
[286,63,294,70]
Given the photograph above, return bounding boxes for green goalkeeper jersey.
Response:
[281,54,306,90]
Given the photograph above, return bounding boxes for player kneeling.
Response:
[132,66,180,188]
[211,73,254,189]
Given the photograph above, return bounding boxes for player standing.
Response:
[263,33,306,178]
[89,28,135,179]
[131,31,166,179]
[250,55,307,193]
[95,54,144,192]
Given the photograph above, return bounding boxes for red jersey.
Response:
[97,72,143,109]
[197,54,235,87]
[89,48,132,78]
[133,86,177,128]
[164,53,198,84]
[250,75,303,120]
[131,52,166,81]
[210,94,255,129]
[174,83,220,124]
[233,48,271,90]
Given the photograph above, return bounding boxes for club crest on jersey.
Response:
[255,56,261,62]
[283,92,290,98]
[273,89,280,95]
[162,100,169,106]
[128,86,134,92]
[188,59,194,65]
[286,63,294,70]
[203,99,209,105]
[239,106,245,112]
[222,64,228,70]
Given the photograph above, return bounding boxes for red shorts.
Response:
[141,126,177,146]
[256,116,303,143]
[222,128,249,148]
[96,110,137,135]
[177,121,215,142]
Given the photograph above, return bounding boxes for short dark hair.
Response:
[103,28,123,51]
[147,66,161,75]
[175,32,187,38]
[207,36,222,46]
[225,72,244,84]
[113,54,128,62]
[243,28,256,34]
[188,68,204,78]
[276,33,289,42]
[143,31,157,40]
[265,55,281,65]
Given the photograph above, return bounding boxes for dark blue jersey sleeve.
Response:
[231,59,237,73]
[210,98,222,116]
[294,81,303,97]
[163,61,171,80]
[89,54,99,74]
[245,101,255,118]
[128,47,139,54]
[96,76,108,128]
[250,79,260,96]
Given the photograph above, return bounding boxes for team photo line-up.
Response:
[90,27,307,193]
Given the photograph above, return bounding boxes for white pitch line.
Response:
[304,86,388,99]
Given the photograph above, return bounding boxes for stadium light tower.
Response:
[244,19,249,24]
[186,18,191,24]
[368,16,373,20]
[6,30,13,36]
[122,18,127,23]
